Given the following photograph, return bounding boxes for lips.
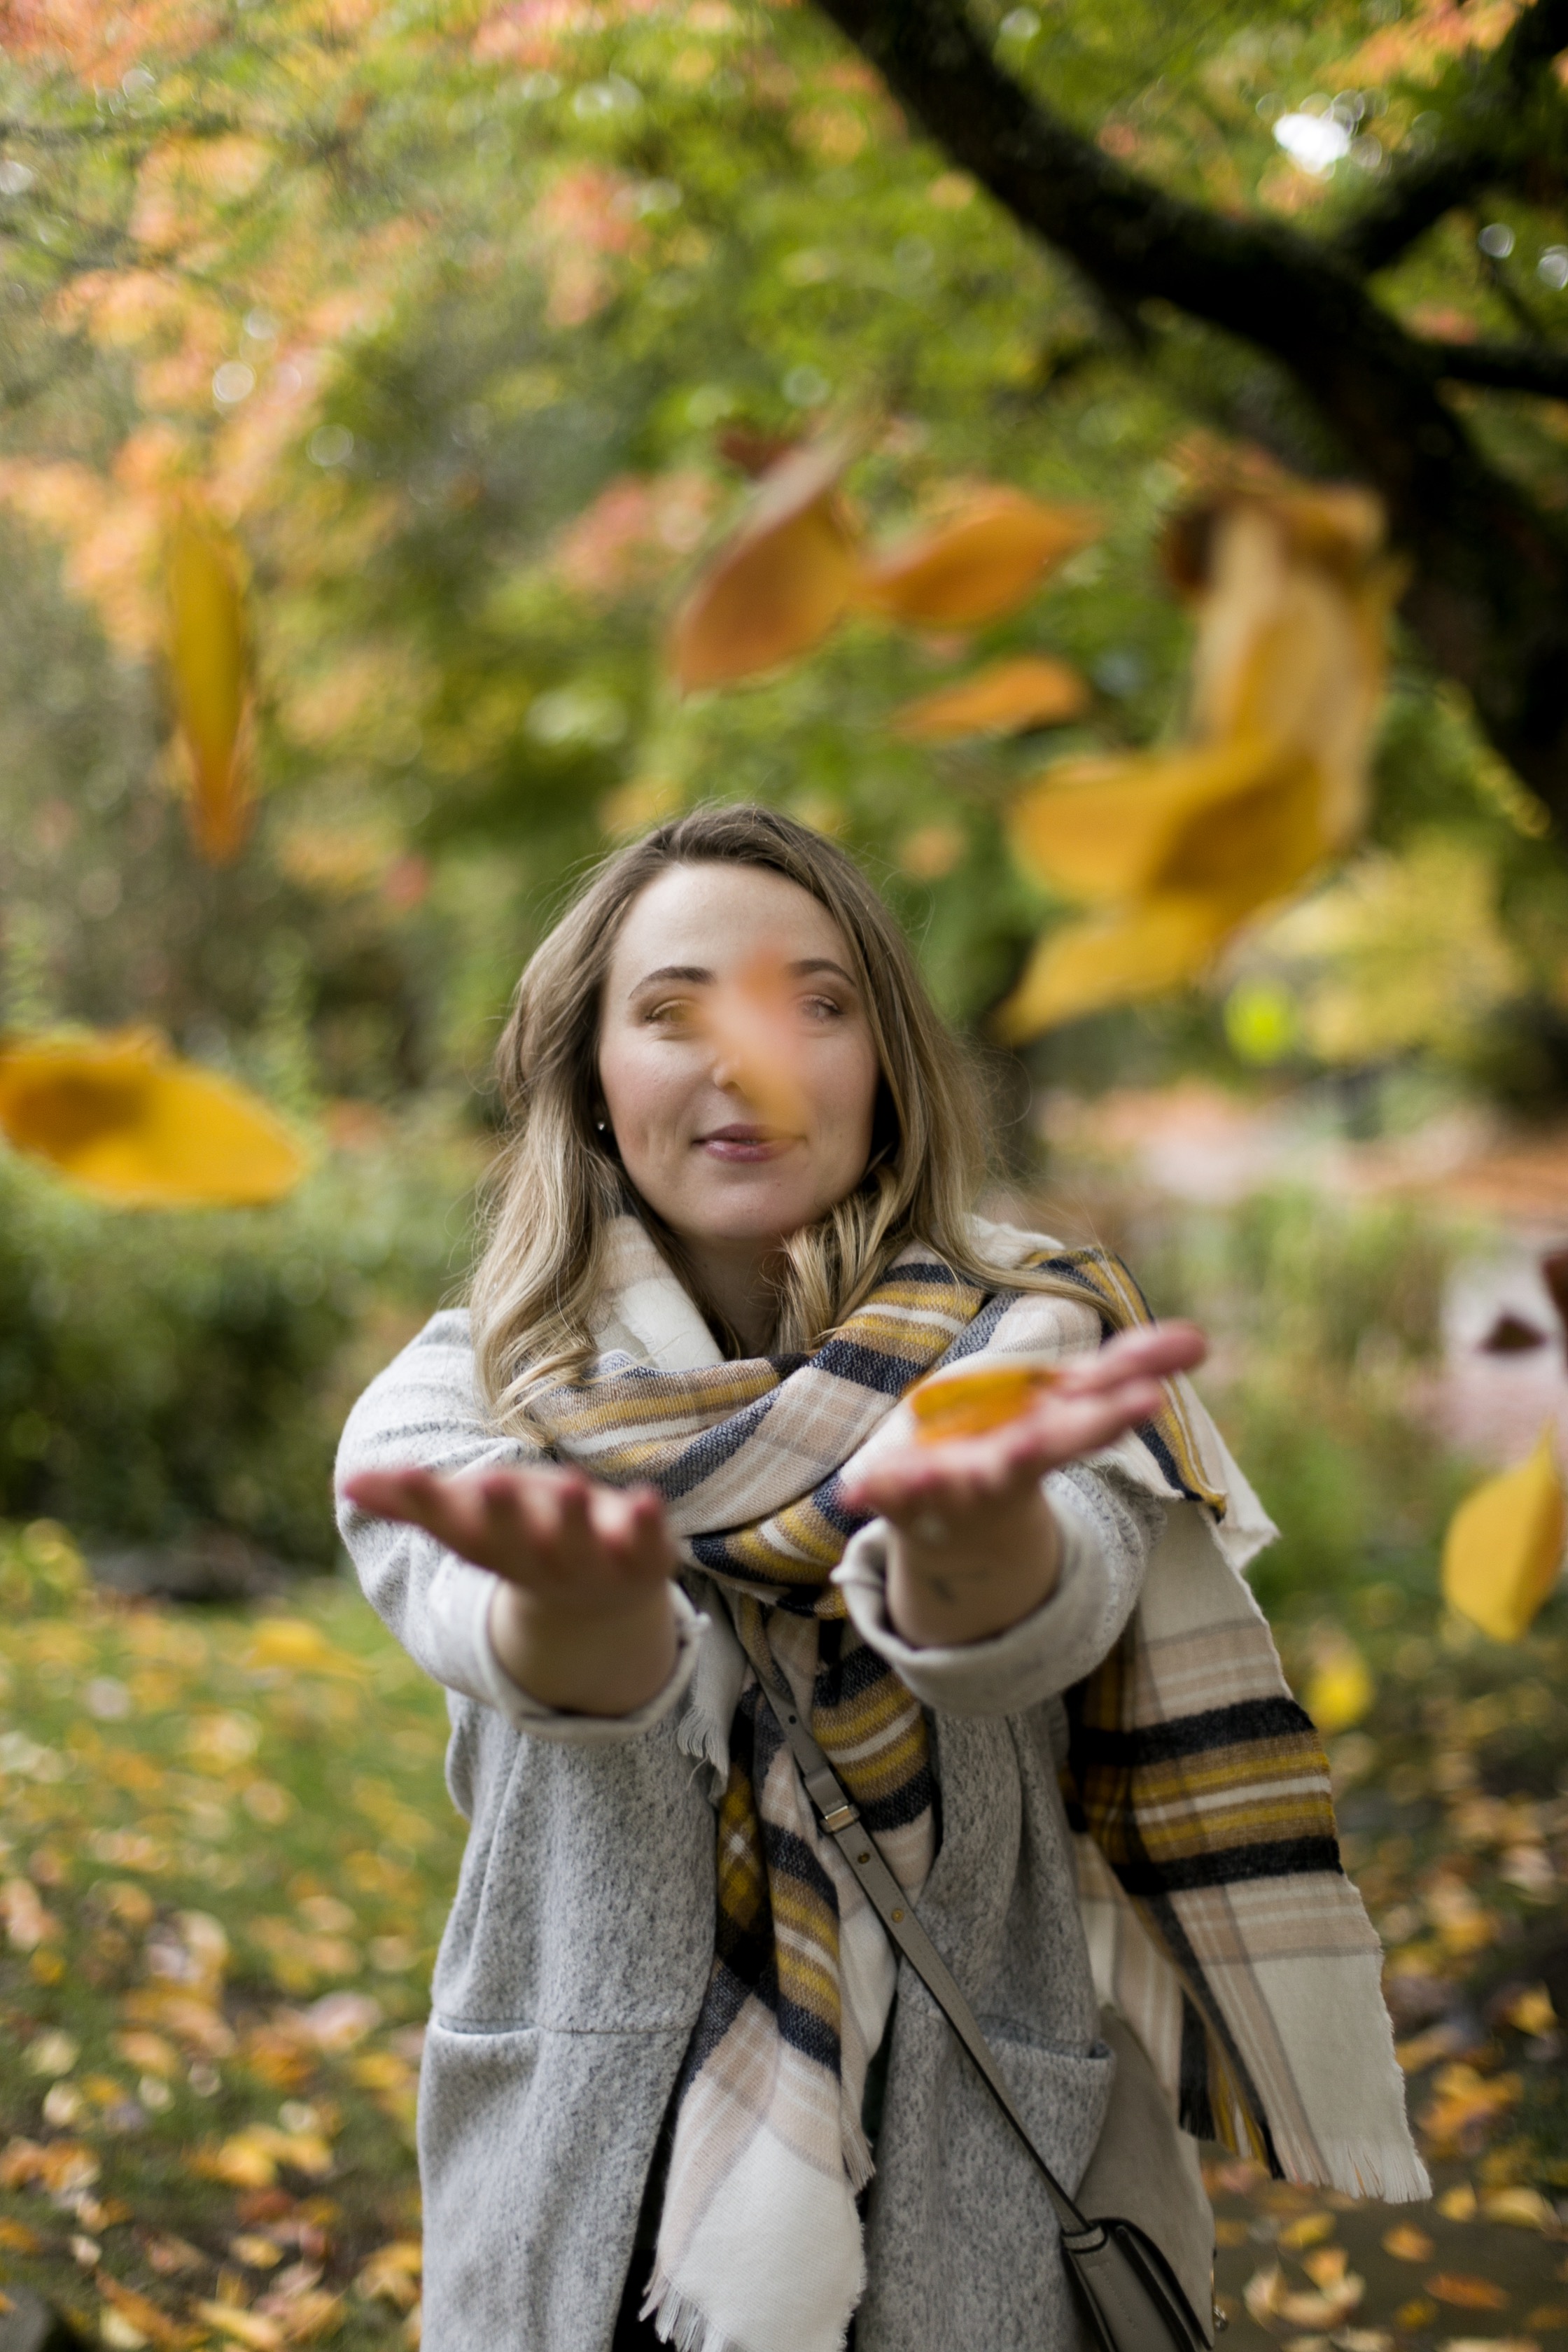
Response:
[697,1123,794,1161]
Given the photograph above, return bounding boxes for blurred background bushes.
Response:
[0,1126,479,1563]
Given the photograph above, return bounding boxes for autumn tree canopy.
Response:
[1,0,1566,1100]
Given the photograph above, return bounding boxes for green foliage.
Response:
[1,0,1564,1106]
[0,1131,478,1562]
[1132,1186,1473,1616]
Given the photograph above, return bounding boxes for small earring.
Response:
[595,1116,609,1134]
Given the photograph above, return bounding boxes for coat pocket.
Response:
[969,2018,1116,2198]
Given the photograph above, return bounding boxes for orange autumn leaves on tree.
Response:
[0,1030,306,1208]
[668,437,1100,694]
[997,462,1404,1040]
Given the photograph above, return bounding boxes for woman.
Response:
[338,806,1422,2352]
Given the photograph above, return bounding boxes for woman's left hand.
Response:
[839,1320,1207,1650]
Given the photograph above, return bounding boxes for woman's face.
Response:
[597,861,882,1255]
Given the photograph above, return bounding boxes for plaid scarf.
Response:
[524,1217,1422,2352]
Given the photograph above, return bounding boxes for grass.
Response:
[0,1526,463,2349]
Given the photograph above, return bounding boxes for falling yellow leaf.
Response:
[909,1360,1060,1445]
[1442,1424,1566,1643]
[0,1028,306,1208]
[668,435,859,690]
[164,495,252,864]
[1305,1641,1375,1735]
[1177,488,1400,846]
[891,654,1091,741]
[1009,736,1324,906]
[858,489,1101,628]
[993,892,1247,1040]
[997,455,1396,1040]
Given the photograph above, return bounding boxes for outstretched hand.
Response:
[840,1320,1208,1650]
[342,1463,679,1716]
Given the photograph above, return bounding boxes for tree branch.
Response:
[1427,338,1568,398]
[1334,0,1568,275]
[810,0,1568,808]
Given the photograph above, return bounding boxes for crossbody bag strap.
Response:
[759,1683,1106,2256]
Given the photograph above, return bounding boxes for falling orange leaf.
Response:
[668,435,859,690]
[0,1028,306,1208]
[164,495,253,863]
[858,489,1101,629]
[909,1359,1060,1445]
[692,953,813,1132]
[1442,1424,1566,1643]
[891,654,1091,741]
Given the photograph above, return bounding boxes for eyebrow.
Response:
[631,958,858,990]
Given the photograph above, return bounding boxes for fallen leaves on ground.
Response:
[0,1532,455,2346]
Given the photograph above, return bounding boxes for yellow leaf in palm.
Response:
[668,435,860,690]
[164,496,252,864]
[0,1029,306,1208]
[857,489,1102,629]
[1442,1424,1566,1642]
[891,654,1091,741]
[909,1359,1060,1444]
[993,891,1247,1040]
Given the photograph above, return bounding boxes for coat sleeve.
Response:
[831,1462,1162,1718]
[335,1308,703,1737]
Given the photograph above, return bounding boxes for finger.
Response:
[1056,1320,1206,1394]
[343,1467,493,1559]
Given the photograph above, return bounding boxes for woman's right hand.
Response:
[342,1464,680,1716]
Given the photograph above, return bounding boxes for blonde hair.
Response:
[471,804,1083,1433]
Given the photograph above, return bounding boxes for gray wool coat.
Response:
[336,1309,1166,2352]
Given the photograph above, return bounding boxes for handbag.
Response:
[760,1686,1219,2352]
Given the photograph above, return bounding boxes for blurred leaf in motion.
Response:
[164,498,252,864]
[690,952,813,1133]
[1441,1424,1566,1644]
[857,489,1101,629]
[0,1030,305,1207]
[995,889,1252,1041]
[891,654,1090,742]
[668,436,859,691]
[1304,1634,1375,1734]
[1000,457,1397,1037]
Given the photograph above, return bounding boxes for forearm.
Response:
[488,1578,680,1716]
[885,1487,1062,1648]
